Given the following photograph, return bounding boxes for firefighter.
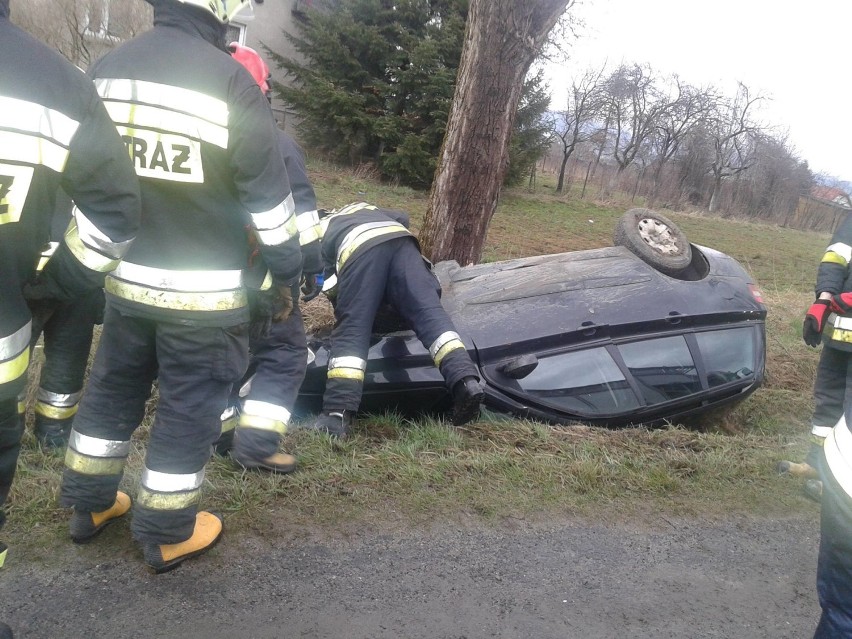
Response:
[785,214,852,501]
[215,43,323,473]
[25,192,105,450]
[0,0,140,575]
[310,202,484,438]
[814,411,852,636]
[59,0,302,573]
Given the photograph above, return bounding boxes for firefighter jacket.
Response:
[280,132,322,276]
[247,131,322,292]
[318,202,415,295]
[90,2,302,327]
[0,5,140,400]
[816,213,852,351]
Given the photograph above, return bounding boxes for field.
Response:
[6,162,828,556]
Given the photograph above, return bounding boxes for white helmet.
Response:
[154,0,250,24]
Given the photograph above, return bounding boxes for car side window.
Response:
[514,347,641,415]
[695,327,755,387]
[618,336,701,403]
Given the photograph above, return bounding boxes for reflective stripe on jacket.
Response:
[0,322,31,389]
[106,262,248,313]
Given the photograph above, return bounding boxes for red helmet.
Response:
[229,42,271,96]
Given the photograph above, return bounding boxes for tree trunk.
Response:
[708,175,723,212]
[419,0,571,265]
[556,152,570,193]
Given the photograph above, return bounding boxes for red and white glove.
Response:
[803,299,831,347]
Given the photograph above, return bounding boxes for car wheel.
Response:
[613,208,692,277]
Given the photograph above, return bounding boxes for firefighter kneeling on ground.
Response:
[308,202,485,438]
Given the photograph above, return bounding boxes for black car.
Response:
[294,209,767,428]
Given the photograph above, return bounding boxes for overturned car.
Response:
[293,209,767,428]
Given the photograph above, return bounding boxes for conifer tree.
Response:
[267,0,466,187]
[505,70,553,187]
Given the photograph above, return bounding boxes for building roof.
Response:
[812,185,852,207]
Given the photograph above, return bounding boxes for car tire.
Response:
[613,208,692,277]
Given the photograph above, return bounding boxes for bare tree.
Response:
[419,0,574,265]
[606,63,668,182]
[648,77,716,205]
[707,82,764,213]
[552,64,607,194]
[11,0,150,67]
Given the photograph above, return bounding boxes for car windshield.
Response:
[492,325,758,418]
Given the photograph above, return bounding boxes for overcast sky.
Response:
[543,0,849,181]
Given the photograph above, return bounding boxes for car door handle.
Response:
[581,320,598,337]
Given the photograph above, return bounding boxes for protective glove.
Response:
[301,273,322,303]
[803,299,831,347]
[22,275,65,303]
[274,285,294,321]
[830,292,852,315]
[248,284,294,341]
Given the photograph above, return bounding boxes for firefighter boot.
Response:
[804,479,823,503]
[451,377,485,426]
[142,511,223,574]
[232,451,298,474]
[0,620,12,639]
[34,414,72,450]
[312,410,355,439]
[69,491,132,544]
[776,460,819,479]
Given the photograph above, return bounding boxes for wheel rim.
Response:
[637,218,681,255]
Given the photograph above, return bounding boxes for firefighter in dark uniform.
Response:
[216,43,323,473]
[787,214,852,500]
[59,0,302,573]
[0,0,141,630]
[311,202,484,437]
[814,402,852,636]
[23,192,105,450]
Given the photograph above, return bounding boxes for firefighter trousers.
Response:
[0,399,24,532]
[30,289,103,437]
[60,303,248,545]
[230,291,308,462]
[323,237,477,412]
[804,346,852,468]
[815,444,852,638]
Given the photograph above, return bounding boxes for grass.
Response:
[5,167,827,556]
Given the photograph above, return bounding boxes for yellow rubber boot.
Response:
[69,491,132,544]
[142,511,223,574]
[776,460,819,479]
[234,451,298,474]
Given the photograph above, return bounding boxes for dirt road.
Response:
[0,512,821,639]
